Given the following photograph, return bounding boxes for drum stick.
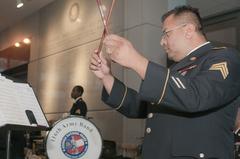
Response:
[96,0,109,34]
[96,0,116,55]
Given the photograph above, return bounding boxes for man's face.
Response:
[160,15,186,62]
[71,87,80,99]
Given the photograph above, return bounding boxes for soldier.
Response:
[90,5,240,159]
[70,85,87,117]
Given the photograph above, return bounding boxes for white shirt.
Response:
[74,96,82,103]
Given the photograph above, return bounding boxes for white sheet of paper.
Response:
[0,76,49,128]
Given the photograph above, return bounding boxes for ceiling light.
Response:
[15,42,21,47]
[16,0,24,8]
[23,38,31,44]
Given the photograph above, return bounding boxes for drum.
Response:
[46,116,102,159]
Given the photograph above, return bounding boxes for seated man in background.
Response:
[70,85,87,117]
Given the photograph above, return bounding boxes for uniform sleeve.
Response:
[102,78,148,118]
[70,104,77,115]
[139,62,170,104]
[140,50,240,113]
[79,101,87,117]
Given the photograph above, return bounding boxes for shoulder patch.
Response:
[209,62,229,79]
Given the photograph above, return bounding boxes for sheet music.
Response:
[0,77,18,126]
[15,83,49,127]
[0,75,49,128]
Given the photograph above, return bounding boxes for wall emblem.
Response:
[69,3,80,22]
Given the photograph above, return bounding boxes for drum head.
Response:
[46,116,102,159]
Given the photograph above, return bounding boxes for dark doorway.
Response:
[203,7,240,51]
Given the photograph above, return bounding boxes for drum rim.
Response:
[45,115,103,159]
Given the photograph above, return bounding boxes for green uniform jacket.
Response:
[102,43,240,159]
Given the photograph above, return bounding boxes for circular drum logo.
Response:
[61,131,88,158]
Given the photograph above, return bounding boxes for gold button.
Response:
[148,113,153,118]
[146,128,151,134]
[199,153,205,158]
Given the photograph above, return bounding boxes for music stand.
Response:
[0,76,49,159]
[4,125,49,159]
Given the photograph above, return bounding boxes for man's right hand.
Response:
[89,50,114,94]
[89,50,111,79]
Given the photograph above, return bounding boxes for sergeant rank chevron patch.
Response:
[209,62,229,79]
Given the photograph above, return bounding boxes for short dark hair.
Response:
[162,5,204,34]
[74,85,84,96]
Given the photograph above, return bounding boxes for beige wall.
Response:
[34,0,125,143]
[0,0,125,145]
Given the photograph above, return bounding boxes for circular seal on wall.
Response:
[69,3,80,22]
[46,116,102,159]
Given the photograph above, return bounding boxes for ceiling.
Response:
[0,0,239,32]
[0,0,56,32]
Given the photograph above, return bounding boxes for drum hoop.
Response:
[45,115,103,159]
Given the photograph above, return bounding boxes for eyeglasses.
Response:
[161,23,187,39]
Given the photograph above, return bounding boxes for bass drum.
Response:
[46,116,102,159]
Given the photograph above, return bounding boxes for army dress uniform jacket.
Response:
[102,43,240,159]
[70,98,87,117]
